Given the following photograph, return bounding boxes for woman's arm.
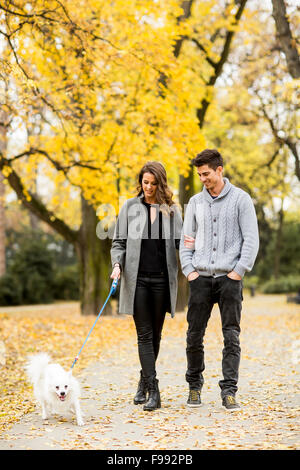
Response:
[110,201,128,276]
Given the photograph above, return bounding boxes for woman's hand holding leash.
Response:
[111,263,121,280]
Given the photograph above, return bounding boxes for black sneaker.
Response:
[222,395,241,411]
[187,389,202,407]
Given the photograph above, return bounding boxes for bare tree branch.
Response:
[173,0,195,58]
[196,0,248,128]
[8,148,103,173]
[0,155,78,243]
[260,105,300,181]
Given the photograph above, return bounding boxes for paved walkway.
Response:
[0,297,299,450]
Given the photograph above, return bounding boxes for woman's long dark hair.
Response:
[137,161,175,209]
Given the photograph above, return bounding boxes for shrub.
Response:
[1,229,80,306]
[261,276,300,294]
[242,275,260,289]
[0,272,23,306]
[9,237,56,304]
[53,264,80,300]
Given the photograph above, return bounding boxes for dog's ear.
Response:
[68,369,73,377]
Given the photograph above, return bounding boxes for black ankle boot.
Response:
[143,377,161,411]
[133,371,147,405]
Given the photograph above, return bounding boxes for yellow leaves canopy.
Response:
[2,0,208,216]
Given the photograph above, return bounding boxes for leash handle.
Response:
[111,278,118,294]
[71,278,118,369]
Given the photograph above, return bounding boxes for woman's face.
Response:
[142,172,158,202]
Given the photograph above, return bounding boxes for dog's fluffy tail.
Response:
[25,352,51,384]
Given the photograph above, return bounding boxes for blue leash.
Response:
[70,278,118,370]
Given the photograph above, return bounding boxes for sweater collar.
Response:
[203,177,232,202]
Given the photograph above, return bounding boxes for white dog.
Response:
[26,353,84,426]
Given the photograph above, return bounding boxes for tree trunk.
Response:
[0,109,7,277]
[179,162,195,208]
[177,167,193,312]
[274,204,284,280]
[271,0,300,79]
[76,196,112,316]
[0,173,5,277]
[176,258,189,312]
[29,168,40,231]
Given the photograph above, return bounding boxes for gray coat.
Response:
[111,195,182,317]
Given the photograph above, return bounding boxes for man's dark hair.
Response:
[191,149,223,170]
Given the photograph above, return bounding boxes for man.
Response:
[179,149,259,411]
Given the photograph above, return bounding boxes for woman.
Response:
[110,161,182,411]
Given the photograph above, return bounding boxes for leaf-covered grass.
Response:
[0,301,136,432]
[0,294,299,450]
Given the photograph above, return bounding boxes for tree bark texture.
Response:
[0,111,8,277]
[272,0,300,79]
[77,197,112,316]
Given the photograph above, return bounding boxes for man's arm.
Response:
[111,200,128,271]
[234,193,259,278]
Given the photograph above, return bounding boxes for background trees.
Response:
[0,0,299,313]
[0,0,200,314]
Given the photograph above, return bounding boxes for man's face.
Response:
[196,164,223,192]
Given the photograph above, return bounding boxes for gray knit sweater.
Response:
[179,177,259,278]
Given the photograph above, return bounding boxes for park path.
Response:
[0,295,299,450]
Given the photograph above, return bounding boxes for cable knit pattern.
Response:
[180,178,259,278]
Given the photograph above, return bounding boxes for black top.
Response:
[138,201,168,274]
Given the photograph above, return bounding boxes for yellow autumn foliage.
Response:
[1,0,257,224]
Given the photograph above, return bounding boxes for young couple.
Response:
[110,149,259,412]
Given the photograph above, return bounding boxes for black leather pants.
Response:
[133,273,169,379]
